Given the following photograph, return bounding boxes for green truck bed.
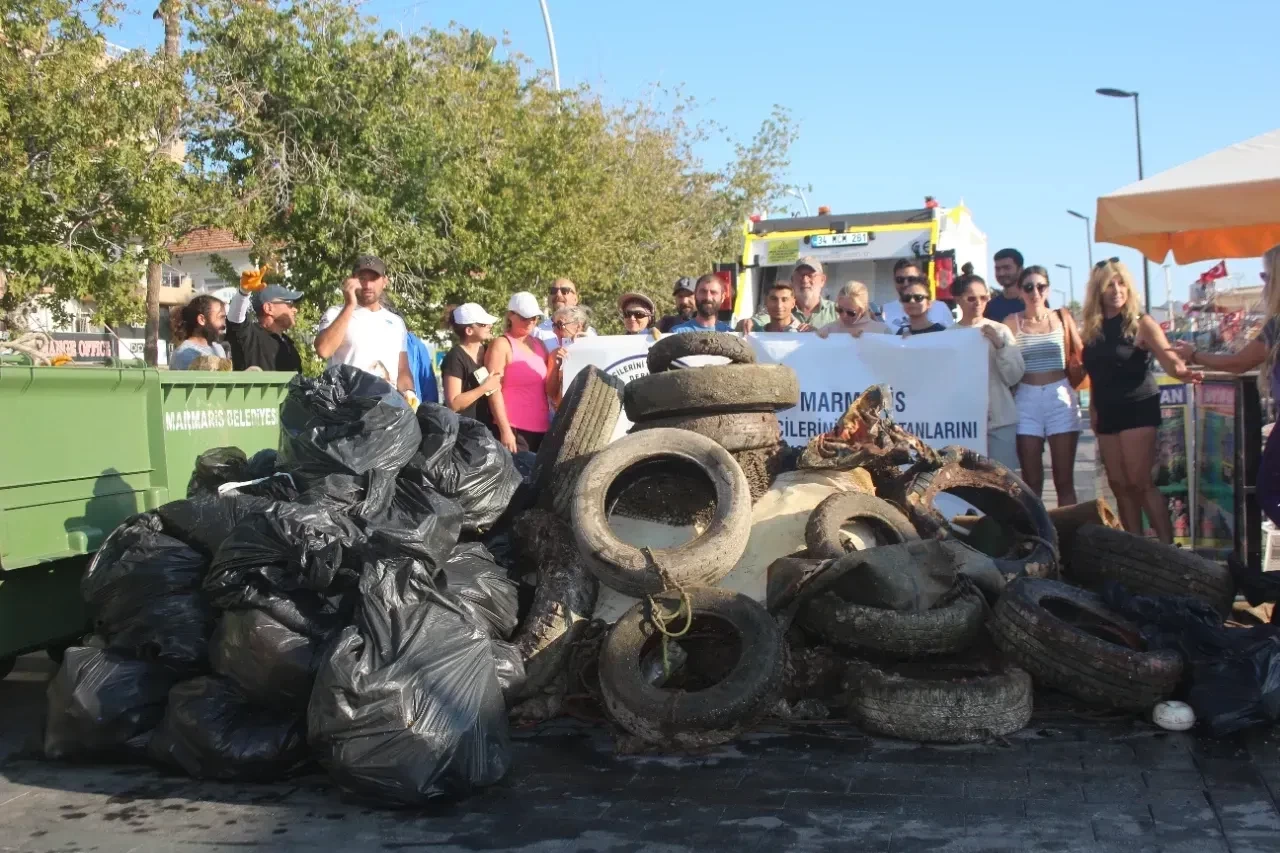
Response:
[0,366,293,666]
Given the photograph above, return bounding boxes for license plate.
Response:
[810,231,869,248]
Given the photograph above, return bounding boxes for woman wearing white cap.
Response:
[486,292,552,453]
[441,303,503,428]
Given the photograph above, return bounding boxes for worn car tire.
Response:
[599,587,784,747]
[1068,524,1235,616]
[623,365,800,422]
[845,658,1033,743]
[572,429,752,597]
[805,492,920,560]
[732,445,787,503]
[630,412,781,453]
[902,448,1059,580]
[798,577,986,658]
[531,367,625,519]
[647,332,755,374]
[989,577,1183,710]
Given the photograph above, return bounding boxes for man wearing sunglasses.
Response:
[879,258,956,334]
[533,278,596,344]
[985,248,1026,323]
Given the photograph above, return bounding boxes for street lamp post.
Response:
[1053,289,1068,310]
[1066,210,1094,268]
[1054,263,1075,308]
[783,187,811,216]
[538,0,560,92]
[1096,87,1151,308]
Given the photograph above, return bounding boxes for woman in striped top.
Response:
[1011,266,1084,504]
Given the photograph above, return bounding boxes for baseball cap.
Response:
[617,292,656,315]
[795,256,823,274]
[453,303,499,325]
[673,276,695,295]
[507,292,542,319]
[252,284,303,309]
[352,254,387,277]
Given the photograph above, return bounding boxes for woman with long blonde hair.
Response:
[1082,259,1201,543]
[1174,245,1280,526]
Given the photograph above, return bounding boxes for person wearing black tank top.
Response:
[1081,260,1201,544]
[441,303,503,428]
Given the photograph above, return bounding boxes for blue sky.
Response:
[108,0,1277,306]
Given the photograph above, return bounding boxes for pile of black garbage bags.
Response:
[44,366,529,806]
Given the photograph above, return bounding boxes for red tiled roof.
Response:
[170,227,251,255]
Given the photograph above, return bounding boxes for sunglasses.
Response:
[837,307,863,318]
[1094,257,1121,269]
[965,294,990,303]
[549,286,576,295]
[895,275,925,286]
[1021,283,1050,293]
[622,310,651,320]
[899,293,928,304]
[552,321,577,331]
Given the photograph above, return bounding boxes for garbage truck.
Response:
[0,364,294,676]
[728,203,989,321]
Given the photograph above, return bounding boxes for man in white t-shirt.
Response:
[314,255,413,397]
[879,258,956,333]
[533,277,596,344]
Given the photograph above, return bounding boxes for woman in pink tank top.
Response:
[485,292,551,453]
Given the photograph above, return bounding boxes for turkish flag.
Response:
[1201,261,1228,281]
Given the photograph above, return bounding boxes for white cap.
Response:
[452,303,499,325]
[507,291,542,319]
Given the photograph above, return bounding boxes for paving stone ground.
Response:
[5,653,1280,853]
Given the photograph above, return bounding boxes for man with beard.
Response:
[169,294,229,369]
[225,282,304,373]
[670,273,733,333]
[985,247,1026,323]
[742,257,838,332]
[658,277,697,333]
[314,254,413,395]
[534,277,596,344]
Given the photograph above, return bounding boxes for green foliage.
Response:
[0,0,188,325]
[184,0,797,335]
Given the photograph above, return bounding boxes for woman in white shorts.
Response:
[1011,266,1083,503]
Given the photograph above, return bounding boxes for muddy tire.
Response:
[798,577,986,658]
[599,587,784,747]
[1068,524,1235,616]
[630,412,781,453]
[531,367,625,519]
[845,657,1033,743]
[989,577,1182,710]
[572,429,752,597]
[902,449,1059,580]
[732,445,786,502]
[647,332,755,374]
[805,492,920,560]
[623,365,800,422]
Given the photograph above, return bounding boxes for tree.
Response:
[0,0,188,330]
[183,0,797,337]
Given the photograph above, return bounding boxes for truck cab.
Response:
[729,204,989,322]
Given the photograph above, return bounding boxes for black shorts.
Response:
[488,423,545,454]
[1093,394,1162,436]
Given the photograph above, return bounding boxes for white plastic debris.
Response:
[1152,700,1196,731]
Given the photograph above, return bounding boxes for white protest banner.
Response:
[560,330,989,453]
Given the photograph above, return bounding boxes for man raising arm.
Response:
[314,255,413,397]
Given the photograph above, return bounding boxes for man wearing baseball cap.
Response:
[743,257,838,332]
[224,279,304,373]
[314,254,413,397]
[657,277,697,333]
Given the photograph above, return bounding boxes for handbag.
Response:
[1058,308,1087,389]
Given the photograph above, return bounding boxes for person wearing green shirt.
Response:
[741,256,838,332]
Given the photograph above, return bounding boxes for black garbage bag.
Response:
[209,608,322,713]
[187,447,249,498]
[443,543,519,640]
[308,557,513,806]
[156,493,275,559]
[148,676,308,782]
[410,404,520,534]
[204,503,369,610]
[1228,552,1280,619]
[44,646,182,762]
[1104,583,1280,736]
[278,366,421,509]
[81,516,214,666]
[513,451,537,482]
[358,475,464,569]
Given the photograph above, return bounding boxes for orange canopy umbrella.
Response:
[1095,128,1280,264]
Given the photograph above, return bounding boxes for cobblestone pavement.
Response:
[5,655,1280,853]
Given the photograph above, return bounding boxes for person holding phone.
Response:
[545,305,591,410]
[441,303,502,428]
